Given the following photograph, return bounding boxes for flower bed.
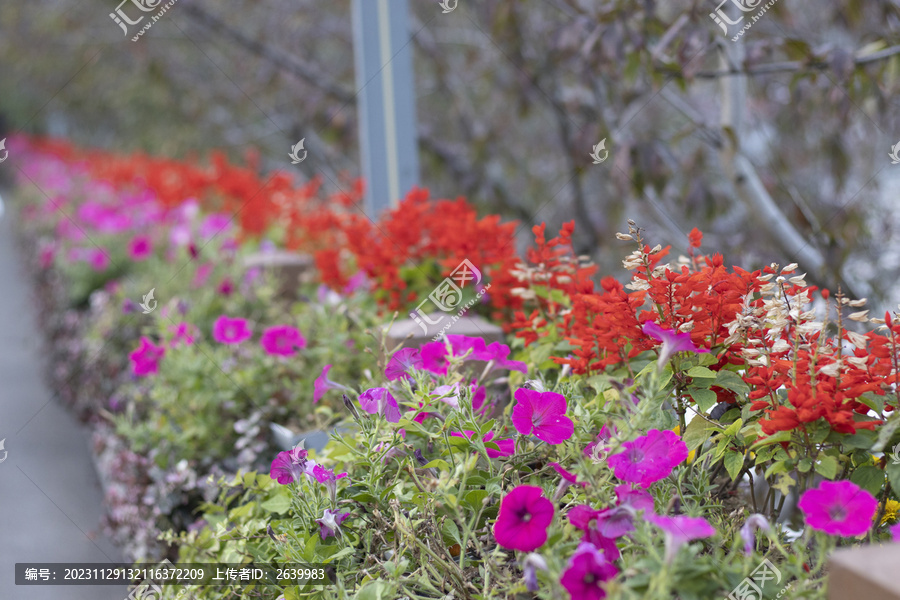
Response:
[11,136,900,599]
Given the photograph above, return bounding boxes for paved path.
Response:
[0,194,127,599]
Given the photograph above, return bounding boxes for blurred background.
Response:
[1,0,900,304]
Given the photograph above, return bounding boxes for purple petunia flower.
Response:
[130,337,165,376]
[607,429,688,488]
[313,364,349,404]
[88,247,110,271]
[798,480,877,537]
[260,325,307,357]
[170,322,198,347]
[269,448,309,485]
[308,464,349,503]
[740,514,771,555]
[560,542,619,600]
[493,485,554,552]
[891,523,900,542]
[647,514,716,563]
[212,315,252,345]
[450,430,515,458]
[568,506,622,562]
[385,347,423,381]
[522,553,547,592]
[358,388,402,423]
[642,321,709,371]
[550,462,588,488]
[418,335,527,377]
[316,508,350,540]
[511,388,574,445]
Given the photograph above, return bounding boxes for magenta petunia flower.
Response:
[560,542,619,600]
[511,388,574,445]
[269,450,308,485]
[359,388,402,423]
[549,462,588,488]
[740,514,771,555]
[313,364,349,404]
[432,384,461,409]
[170,322,198,347]
[642,321,709,370]
[568,506,622,561]
[129,337,165,376]
[419,341,451,376]
[614,485,655,513]
[385,347,423,381]
[419,335,527,377]
[308,464,348,503]
[217,278,234,296]
[212,315,252,345]
[797,480,877,537]
[493,485,555,552]
[343,271,368,294]
[316,508,350,540]
[128,235,152,261]
[260,325,307,357]
[584,425,616,462]
[647,514,716,563]
[608,429,688,488]
[199,213,232,241]
[891,523,900,542]
[88,247,110,271]
[450,430,515,458]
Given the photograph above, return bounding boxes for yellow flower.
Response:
[671,425,696,465]
[880,499,900,525]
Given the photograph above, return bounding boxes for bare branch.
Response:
[694,44,900,79]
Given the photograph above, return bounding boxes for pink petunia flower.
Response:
[797,480,877,537]
[358,388,402,423]
[217,278,234,296]
[343,271,368,294]
[129,337,165,376]
[431,384,461,409]
[307,464,348,503]
[647,514,716,563]
[88,247,110,271]
[269,449,308,485]
[128,235,153,261]
[313,364,349,404]
[316,508,350,540]
[568,506,622,561]
[740,514,771,555]
[891,523,900,542]
[385,347,423,381]
[550,462,588,488]
[170,322,198,347]
[560,542,619,600]
[511,388,574,445]
[607,429,688,488]
[420,335,527,377]
[199,213,232,241]
[451,430,515,458]
[642,321,709,370]
[493,485,555,552]
[584,425,616,462]
[212,315,252,345]
[260,325,307,357]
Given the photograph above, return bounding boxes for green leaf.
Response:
[842,429,878,450]
[724,451,745,481]
[688,388,718,413]
[723,418,744,439]
[464,490,490,510]
[850,465,885,495]
[856,394,884,414]
[751,430,792,449]
[354,580,398,600]
[798,458,812,473]
[423,459,451,471]
[714,370,751,396]
[686,366,717,379]
[873,411,900,452]
[683,416,716,451]
[260,492,292,515]
[886,462,900,493]
[814,455,840,479]
[441,520,462,545]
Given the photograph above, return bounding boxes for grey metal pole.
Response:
[352,0,420,217]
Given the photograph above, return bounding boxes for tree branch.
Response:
[694,44,900,79]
